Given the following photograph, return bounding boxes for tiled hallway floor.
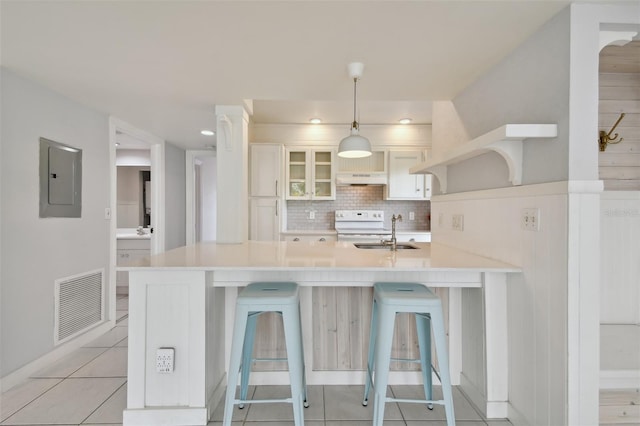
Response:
[1,296,512,426]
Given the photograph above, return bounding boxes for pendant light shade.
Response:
[338,62,372,158]
[339,128,371,158]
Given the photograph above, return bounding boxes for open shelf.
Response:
[409,124,557,193]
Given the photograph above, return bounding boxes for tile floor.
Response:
[1,295,512,426]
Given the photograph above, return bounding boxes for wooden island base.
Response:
[119,241,520,425]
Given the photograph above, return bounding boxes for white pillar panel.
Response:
[215,105,249,243]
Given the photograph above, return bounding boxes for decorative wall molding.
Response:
[431,180,604,202]
[410,124,557,193]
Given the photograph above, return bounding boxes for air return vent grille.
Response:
[54,269,104,345]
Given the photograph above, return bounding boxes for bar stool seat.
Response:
[363,282,455,426]
[223,282,308,426]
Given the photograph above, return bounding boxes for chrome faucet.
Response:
[382,214,403,251]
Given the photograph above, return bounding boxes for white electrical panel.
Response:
[156,347,174,373]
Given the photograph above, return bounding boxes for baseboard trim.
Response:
[1,320,115,392]
[123,407,208,426]
[600,369,640,389]
[206,374,226,421]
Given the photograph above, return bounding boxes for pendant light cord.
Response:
[352,77,358,130]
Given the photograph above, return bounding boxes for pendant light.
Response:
[338,62,372,158]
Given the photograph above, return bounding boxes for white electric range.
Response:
[334,210,392,242]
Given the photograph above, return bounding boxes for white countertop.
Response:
[117,228,151,240]
[118,241,520,273]
[281,230,430,235]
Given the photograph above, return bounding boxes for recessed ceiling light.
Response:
[201,130,215,136]
[399,118,412,124]
[309,118,322,124]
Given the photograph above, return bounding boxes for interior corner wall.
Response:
[431,101,470,162]
[0,68,111,377]
[451,7,572,192]
[432,186,569,425]
[165,142,186,250]
[431,6,576,425]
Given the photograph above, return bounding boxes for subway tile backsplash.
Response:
[286,186,430,231]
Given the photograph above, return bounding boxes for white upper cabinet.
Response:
[285,148,336,200]
[250,144,283,197]
[386,150,431,200]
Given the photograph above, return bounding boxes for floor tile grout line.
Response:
[32,346,111,381]
[78,380,127,425]
[0,377,64,425]
[58,376,128,379]
[322,384,326,426]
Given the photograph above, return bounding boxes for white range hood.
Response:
[336,172,388,186]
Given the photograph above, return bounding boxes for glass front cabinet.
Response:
[285,148,336,200]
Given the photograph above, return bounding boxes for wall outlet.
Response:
[156,347,174,373]
[409,211,415,221]
[309,211,315,220]
[522,208,540,231]
[452,214,464,231]
[438,213,444,228]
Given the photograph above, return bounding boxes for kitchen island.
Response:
[119,241,520,425]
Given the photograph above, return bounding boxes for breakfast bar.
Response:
[119,241,520,426]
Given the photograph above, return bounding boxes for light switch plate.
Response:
[522,208,540,231]
[452,214,464,231]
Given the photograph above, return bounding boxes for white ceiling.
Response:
[1,1,571,150]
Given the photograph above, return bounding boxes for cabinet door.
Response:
[286,149,309,199]
[311,150,335,200]
[250,198,280,241]
[387,151,427,200]
[250,144,282,197]
[283,234,336,242]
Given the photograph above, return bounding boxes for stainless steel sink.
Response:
[353,243,420,250]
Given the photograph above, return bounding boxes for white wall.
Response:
[115,149,150,166]
[199,156,217,241]
[428,4,640,425]
[0,68,111,376]
[449,8,571,191]
[433,185,571,425]
[165,142,186,250]
[600,191,640,324]
[250,123,431,148]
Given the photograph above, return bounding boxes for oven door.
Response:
[337,233,388,243]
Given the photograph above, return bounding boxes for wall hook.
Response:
[599,112,625,152]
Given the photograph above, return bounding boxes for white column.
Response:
[215,105,249,243]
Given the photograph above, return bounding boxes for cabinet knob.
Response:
[409,238,415,242]
[293,237,300,242]
[319,237,326,242]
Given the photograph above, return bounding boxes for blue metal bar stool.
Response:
[223,282,308,426]
[362,282,455,426]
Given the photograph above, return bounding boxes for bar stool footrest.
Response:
[235,398,293,405]
[251,357,289,362]
[385,397,445,406]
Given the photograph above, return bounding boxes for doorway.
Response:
[109,117,165,322]
[186,150,217,244]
